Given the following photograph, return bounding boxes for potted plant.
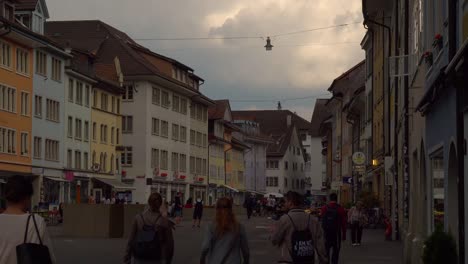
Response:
[432,33,443,53]
[422,227,458,264]
[424,51,433,66]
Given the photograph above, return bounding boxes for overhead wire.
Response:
[133,21,362,41]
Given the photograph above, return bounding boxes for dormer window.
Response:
[16,14,31,28]
[3,3,14,21]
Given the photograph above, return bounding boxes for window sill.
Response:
[67,135,73,139]
[122,132,133,134]
[45,158,59,162]
[51,79,62,84]
[0,64,13,71]
[0,109,17,114]
[33,156,41,160]
[36,72,47,77]
[16,71,30,78]
[122,164,133,167]
[75,138,82,141]
[122,100,134,103]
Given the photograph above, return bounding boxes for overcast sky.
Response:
[47,0,365,120]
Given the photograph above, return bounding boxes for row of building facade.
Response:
[313,0,468,263]
[0,0,326,209]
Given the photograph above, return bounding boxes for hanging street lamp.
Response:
[264,36,273,51]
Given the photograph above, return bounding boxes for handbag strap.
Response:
[23,214,32,243]
[23,214,44,245]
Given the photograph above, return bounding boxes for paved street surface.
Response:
[50,217,402,264]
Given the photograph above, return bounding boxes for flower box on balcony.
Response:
[197,177,204,182]
[423,51,433,67]
[160,173,168,177]
[179,175,186,180]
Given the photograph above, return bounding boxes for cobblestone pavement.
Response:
[50,217,402,264]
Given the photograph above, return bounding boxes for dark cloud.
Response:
[47,0,364,119]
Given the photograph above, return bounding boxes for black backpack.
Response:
[287,214,315,264]
[132,214,162,260]
[322,205,339,237]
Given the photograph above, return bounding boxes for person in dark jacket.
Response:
[193,197,203,228]
[124,192,174,264]
[320,193,347,264]
[244,194,256,220]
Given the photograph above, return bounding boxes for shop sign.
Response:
[353,165,366,173]
[331,181,342,190]
[352,152,366,165]
[73,172,90,178]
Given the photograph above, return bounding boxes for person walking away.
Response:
[0,175,56,264]
[321,193,347,264]
[271,191,328,264]
[244,194,255,220]
[193,197,203,228]
[200,197,250,264]
[174,193,183,225]
[348,201,366,246]
[125,192,174,264]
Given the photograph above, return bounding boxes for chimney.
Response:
[287,115,292,127]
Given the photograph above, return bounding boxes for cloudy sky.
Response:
[47,0,365,120]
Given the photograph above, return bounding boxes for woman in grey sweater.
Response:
[200,197,250,264]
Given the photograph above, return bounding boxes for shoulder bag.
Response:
[16,214,53,264]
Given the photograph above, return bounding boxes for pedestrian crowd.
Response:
[1,175,373,264]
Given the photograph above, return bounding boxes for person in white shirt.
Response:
[0,175,55,264]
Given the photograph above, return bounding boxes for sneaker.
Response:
[357,243,361,246]
[352,243,357,246]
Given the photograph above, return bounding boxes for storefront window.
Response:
[431,152,444,229]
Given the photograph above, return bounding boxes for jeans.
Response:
[247,208,253,219]
[325,233,341,264]
[350,221,363,244]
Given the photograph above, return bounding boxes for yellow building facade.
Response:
[90,80,123,199]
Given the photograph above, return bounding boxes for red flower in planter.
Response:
[434,34,442,40]
[198,177,204,182]
[423,51,433,58]
[179,175,186,180]
[160,173,168,177]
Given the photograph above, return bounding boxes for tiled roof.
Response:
[310,99,331,137]
[208,100,230,120]
[328,60,365,93]
[232,110,310,157]
[45,20,210,100]
[15,0,38,10]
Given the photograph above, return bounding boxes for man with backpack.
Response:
[271,191,328,264]
[125,193,174,264]
[321,193,347,264]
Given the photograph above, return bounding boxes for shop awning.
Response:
[246,190,266,195]
[44,176,69,182]
[220,184,239,193]
[95,178,136,191]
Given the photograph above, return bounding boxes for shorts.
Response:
[174,209,182,217]
[193,211,202,220]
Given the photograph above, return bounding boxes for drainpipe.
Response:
[450,0,465,261]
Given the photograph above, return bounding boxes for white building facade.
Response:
[266,126,307,194]
[123,76,211,204]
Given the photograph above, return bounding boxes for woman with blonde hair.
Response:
[200,197,249,264]
[125,193,174,264]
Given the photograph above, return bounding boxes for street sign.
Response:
[343,177,353,185]
[331,181,342,190]
[353,165,366,173]
[352,152,366,165]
